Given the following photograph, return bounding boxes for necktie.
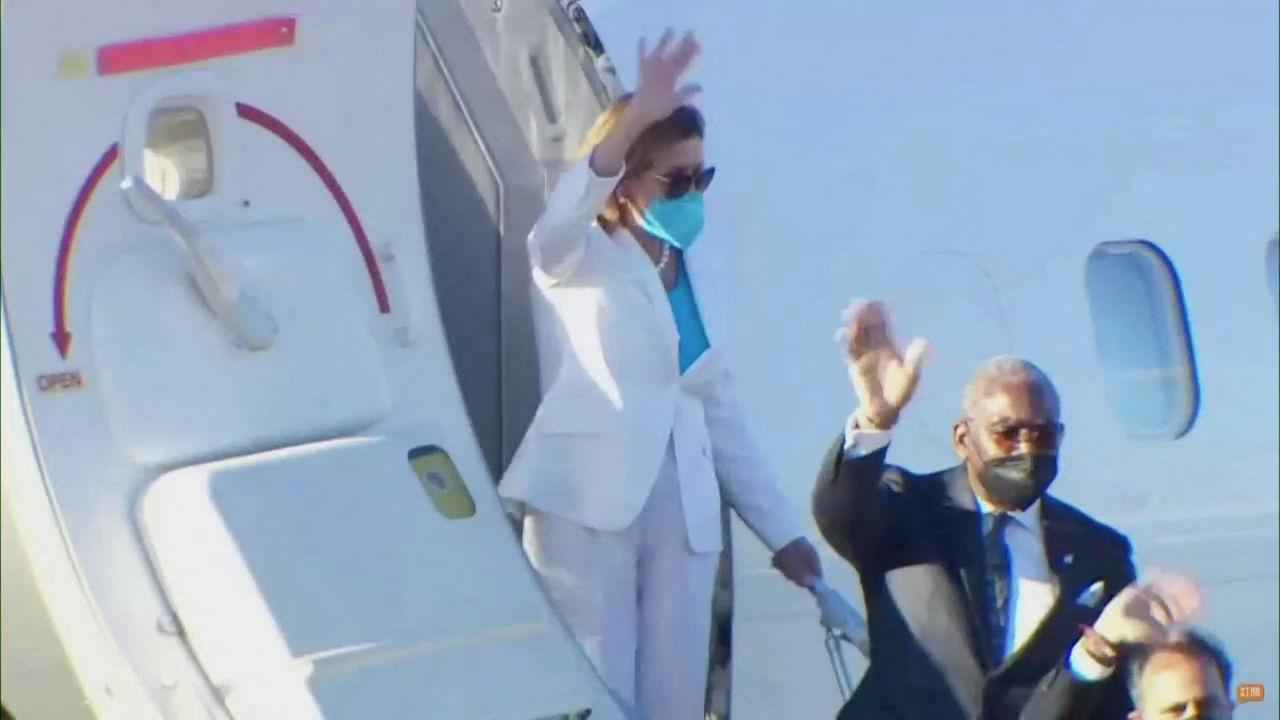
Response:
[982,512,1012,668]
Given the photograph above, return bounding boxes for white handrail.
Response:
[809,578,871,654]
[808,578,870,702]
[121,176,277,351]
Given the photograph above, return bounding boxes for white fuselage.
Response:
[2,1,1276,719]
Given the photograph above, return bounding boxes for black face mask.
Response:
[975,452,1058,511]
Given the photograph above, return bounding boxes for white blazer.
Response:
[498,156,803,554]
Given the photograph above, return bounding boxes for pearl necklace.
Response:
[655,242,671,273]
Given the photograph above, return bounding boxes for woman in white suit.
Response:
[499,30,822,719]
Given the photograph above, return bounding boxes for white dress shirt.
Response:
[972,493,1058,658]
[842,411,1113,680]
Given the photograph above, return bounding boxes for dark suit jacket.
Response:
[812,435,1136,720]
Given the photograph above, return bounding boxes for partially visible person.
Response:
[499,29,821,720]
[1021,572,1206,719]
[1127,630,1235,720]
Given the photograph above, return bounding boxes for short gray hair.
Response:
[961,355,1059,418]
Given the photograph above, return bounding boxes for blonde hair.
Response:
[578,93,705,234]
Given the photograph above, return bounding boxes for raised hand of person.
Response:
[1093,571,1202,646]
[837,300,928,430]
[629,29,702,125]
[589,29,702,177]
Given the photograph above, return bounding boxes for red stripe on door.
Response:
[97,16,296,76]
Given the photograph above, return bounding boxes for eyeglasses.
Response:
[971,419,1065,450]
[655,166,715,199]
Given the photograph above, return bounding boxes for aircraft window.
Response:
[1267,234,1278,311]
[144,106,213,200]
[1084,240,1199,439]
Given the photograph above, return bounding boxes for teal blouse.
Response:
[667,262,710,373]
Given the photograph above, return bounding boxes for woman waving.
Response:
[500,29,821,720]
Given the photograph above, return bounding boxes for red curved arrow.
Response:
[234,102,390,314]
[50,104,390,360]
[51,143,120,359]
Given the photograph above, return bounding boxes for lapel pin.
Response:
[1064,553,1074,565]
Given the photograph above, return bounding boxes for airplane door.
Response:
[411,5,740,717]
[0,2,635,716]
[412,0,612,481]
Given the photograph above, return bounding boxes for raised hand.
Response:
[1093,572,1202,646]
[629,29,702,125]
[587,29,701,178]
[837,300,928,430]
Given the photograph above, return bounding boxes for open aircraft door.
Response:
[0,2,631,718]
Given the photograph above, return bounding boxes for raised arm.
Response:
[529,30,703,284]
[812,416,903,570]
[813,300,929,570]
[527,152,625,284]
[1019,571,1202,720]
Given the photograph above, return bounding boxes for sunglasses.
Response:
[972,419,1065,450]
[655,166,716,199]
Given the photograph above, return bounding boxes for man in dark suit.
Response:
[812,300,1199,720]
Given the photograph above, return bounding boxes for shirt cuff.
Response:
[1068,640,1117,682]
[842,411,892,458]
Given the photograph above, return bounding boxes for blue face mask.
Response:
[638,192,704,250]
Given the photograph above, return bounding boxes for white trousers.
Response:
[523,438,719,720]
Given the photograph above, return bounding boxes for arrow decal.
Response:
[49,103,390,361]
[235,102,391,314]
[51,143,120,359]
